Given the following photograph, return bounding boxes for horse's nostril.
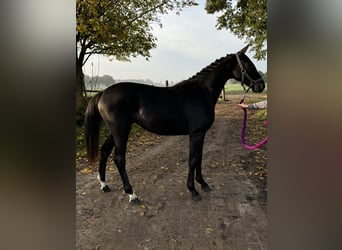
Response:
[253,84,264,93]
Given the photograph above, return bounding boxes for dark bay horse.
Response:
[84,45,265,204]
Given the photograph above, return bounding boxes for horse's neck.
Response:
[206,66,233,106]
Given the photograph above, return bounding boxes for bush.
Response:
[255,110,267,121]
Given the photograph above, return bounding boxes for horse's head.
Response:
[232,45,265,93]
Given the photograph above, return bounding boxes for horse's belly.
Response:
[135,110,188,135]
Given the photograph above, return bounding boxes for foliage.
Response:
[84,75,116,90]
[76,0,198,66]
[76,101,88,127]
[205,0,267,60]
[255,109,267,121]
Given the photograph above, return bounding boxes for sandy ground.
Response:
[76,95,267,250]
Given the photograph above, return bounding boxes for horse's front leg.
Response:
[188,132,209,201]
[196,162,211,192]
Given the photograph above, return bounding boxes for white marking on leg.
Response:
[97,174,107,189]
[128,192,138,202]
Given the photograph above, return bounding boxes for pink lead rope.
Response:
[239,97,268,150]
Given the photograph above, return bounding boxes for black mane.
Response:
[176,54,233,85]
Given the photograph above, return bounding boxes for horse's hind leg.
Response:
[97,135,114,192]
[112,124,140,204]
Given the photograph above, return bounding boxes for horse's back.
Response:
[100,82,172,111]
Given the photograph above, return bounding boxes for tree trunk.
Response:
[76,60,86,112]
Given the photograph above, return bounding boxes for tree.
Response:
[205,0,267,60]
[84,75,116,91]
[76,0,198,111]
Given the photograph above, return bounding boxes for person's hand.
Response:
[238,103,248,109]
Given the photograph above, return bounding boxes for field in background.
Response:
[220,83,267,104]
[224,83,268,94]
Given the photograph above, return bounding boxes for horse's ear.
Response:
[238,45,249,55]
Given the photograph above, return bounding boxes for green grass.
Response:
[255,109,267,121]
[224,83,268,94]
[225,84,245,94]
[218,84,267,103]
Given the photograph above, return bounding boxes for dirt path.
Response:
[76,95,267,250]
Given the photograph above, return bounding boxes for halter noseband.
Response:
[235,53,263,93]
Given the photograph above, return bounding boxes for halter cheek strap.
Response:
[235,53,263,92]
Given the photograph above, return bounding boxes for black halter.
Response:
[235,53,263,93]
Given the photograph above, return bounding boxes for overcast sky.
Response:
[83,0,267,84]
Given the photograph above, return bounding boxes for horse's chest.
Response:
[186,107,215,131]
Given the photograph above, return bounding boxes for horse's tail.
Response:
[84,92,103,163]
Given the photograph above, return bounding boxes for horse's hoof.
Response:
[101,185,111,192]
[202,185,211,192]
[130,198,141,205]
[192,194,202,202]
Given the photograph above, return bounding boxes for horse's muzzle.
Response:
[252,81,265,93]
